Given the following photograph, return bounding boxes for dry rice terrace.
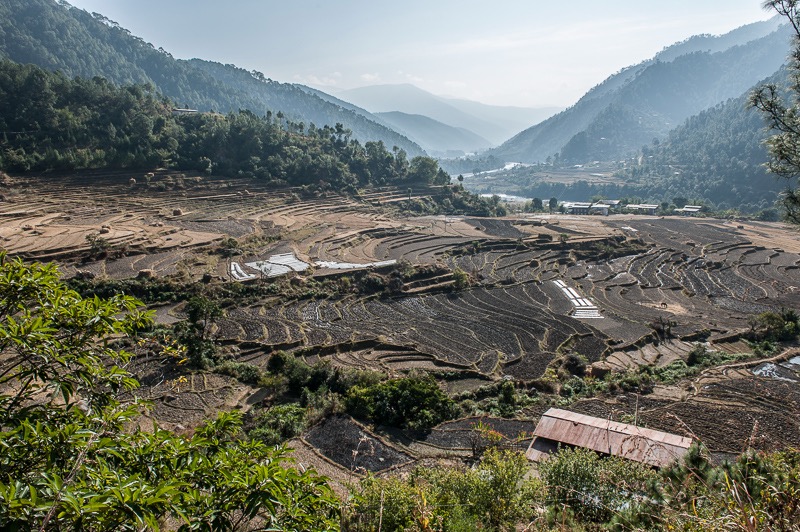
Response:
[3,170,799,483]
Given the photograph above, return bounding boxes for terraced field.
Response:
[3,171,799,466]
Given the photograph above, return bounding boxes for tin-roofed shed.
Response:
[526,408,693,468]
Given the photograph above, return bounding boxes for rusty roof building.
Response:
[526,408,693,468]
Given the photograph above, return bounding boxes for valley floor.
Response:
[2,170,799,487]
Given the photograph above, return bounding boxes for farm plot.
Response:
[8,173,800,459]
[420,416,537,453]
[304,415,413,473]
[567,372,800,454]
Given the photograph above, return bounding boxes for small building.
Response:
[598,199,621,207]
[562,202,592,215]
[172,108,199,115]
[674,205,702,216]
[526,408,693,468]
[627,204,659,215]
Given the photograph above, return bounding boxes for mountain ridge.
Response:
[374,111,493,157]
[491,18,792,164]
[338,83,561,146]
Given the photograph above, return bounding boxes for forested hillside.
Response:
[506,83,780,214]
[627,81,782,213]
[492,21,791,164]
[0,0,424,156]
[0,61,444,190]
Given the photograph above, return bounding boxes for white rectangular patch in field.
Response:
[245,253,310,278]
[552,280,602,319]
[314,259,397,270]
[230,262,256,281]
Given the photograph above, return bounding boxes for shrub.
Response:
[538,447,656,524]
[348,449,538,531]
[452,267,470,290]
[214,360,265,385]
[634,444,800,530]
[249,404,307,445]
[346,373,458,433]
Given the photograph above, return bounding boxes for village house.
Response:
[526,408,693,468]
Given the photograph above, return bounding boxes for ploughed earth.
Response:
[3,170,799,487]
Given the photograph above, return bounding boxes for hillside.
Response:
[653,15,784,62]
[492,20,792,164]
[374,111,493,156]
[339,83,559,146]
[0,60,459,193]
[0,0,424,156]
[622,68,786,213]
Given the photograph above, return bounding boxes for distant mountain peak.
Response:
[338,84,561,147]
[490,19,792,164]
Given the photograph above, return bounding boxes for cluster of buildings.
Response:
[559,200,703,217]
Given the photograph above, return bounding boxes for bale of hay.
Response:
[99,226,110,234]
[172,208,184,216]
[137,269,156,279]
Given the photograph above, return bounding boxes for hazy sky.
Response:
[65,0,774,108]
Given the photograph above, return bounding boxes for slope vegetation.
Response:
[0,0,424,155]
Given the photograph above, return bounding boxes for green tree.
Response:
[549,197,558,213]
[177,295,223,368]
[346,373,458,433]
[751,1,800,223]
[349,449,538,531]
[0,254,339,530]
[538,446,655,524]
[408,155,439,183]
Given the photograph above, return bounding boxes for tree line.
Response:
[0,60,448,191]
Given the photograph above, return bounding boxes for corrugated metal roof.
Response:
[527,408,693,468]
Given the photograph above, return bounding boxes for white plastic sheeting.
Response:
[553,280,602,319]
[314,259,397,270]
[245,253,310,278]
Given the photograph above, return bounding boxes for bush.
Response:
[749,308,800,342]
[452,267,470,290]
[640,444,800,530]
[249,404,307,445]
[538,447,656,524]
[214,360,266,386]
[346,373,458,433]
[348,449,538,531]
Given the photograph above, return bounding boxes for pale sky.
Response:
[65,0,775,108]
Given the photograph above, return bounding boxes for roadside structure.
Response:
[561,202,592,215]
[674,205,703,216]
[526,408,693,468]
[626,204,659,215]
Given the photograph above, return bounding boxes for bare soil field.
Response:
[3,171,799,461]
